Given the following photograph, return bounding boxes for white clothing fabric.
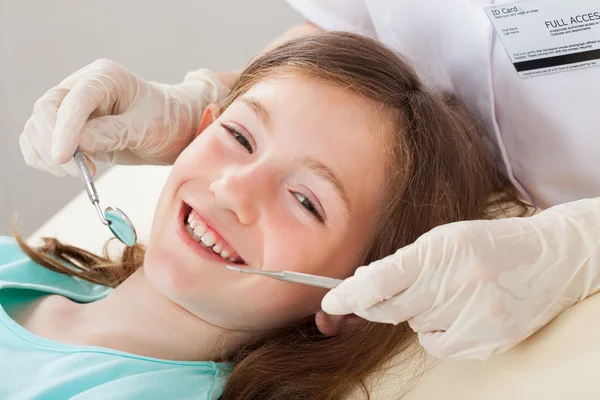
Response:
[286,0,600,208]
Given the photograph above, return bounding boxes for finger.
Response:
[349,230,471,325]
[56,62,95,88]
[350,290,431,325]
[418,305,505,361]
[417,331,452,359]
[33,87,101,177]
[20,127,68,177]
[349,260,455,325]
[19,132,41,169]
[55,158,85,177]
[408,309,454,334]
[78,114,133,154]
[57,155,96,178]
[80,153,97,178]
[22,88,68,168]
[321,242,423,315]
[89,151,118,165]
[19,118,40,168]
[406,285,469,333]
[52,75,115,164]
[358,279,460,326]
[19,135,66,177]
[29,89,82,177]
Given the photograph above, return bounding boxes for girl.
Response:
[5,32,527,399]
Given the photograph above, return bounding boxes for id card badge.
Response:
[485,0,600,78]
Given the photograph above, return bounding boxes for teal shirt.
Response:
[0,236,231,399]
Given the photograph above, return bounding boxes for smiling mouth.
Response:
[179,202,247,265]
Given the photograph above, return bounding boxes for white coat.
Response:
[287,0,600,208]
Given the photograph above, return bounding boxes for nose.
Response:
[209,163,277,225]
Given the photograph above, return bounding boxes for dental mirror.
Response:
[104,206,137,246]
[73,149,138,246]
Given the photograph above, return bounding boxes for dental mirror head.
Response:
[104,206,137,246]
[73,148,138,247]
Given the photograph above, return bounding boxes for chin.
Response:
[142,245,201,297]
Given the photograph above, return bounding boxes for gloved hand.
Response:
[19,58,226,177]
[322,198,600,360]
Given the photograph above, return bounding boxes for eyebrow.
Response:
[240,97,273,131]
[297,157,351,218]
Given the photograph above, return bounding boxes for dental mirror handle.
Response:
[73,149,110,226]
[74,149,98,203]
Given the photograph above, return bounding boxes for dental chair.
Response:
[31,165,600,400]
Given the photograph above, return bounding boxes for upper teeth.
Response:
[200,231,216,247]
[186,210,240,263]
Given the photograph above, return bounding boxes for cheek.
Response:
[260,209,370,280]
[246,233,329,320]
[254,233,362,319]
[176,132,226,175]
[261,224,323,273]
[147,180,178,247]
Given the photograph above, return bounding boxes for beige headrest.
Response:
[367,292,600,399]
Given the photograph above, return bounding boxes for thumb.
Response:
[321,241,423,315]
[59,156,97,178]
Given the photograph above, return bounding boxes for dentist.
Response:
[19,0,600,360]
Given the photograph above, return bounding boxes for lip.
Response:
[177,201,247,266]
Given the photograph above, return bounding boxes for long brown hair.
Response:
[15,32,531,399]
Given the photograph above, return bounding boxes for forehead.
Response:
[233,75,389,224]
[239,75,385,141]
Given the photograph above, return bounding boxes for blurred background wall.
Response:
[0,0,302,235]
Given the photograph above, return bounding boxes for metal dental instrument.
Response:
[226,265,343,289]
[73,148,138,246]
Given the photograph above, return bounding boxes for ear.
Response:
[194,104,219,139]
[315,310,347,337]
[315,310,364,336]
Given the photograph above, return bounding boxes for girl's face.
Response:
[144,75,388,331]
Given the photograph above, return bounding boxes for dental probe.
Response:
[226,265,343,289]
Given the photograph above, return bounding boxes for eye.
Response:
[292,192,325,223]
[221,123,254,154]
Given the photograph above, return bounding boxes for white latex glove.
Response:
[20,58,226,177]
[322,198,600,360]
